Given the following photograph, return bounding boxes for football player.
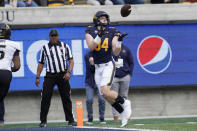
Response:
[0,23,21,115]
[85,11,131,127]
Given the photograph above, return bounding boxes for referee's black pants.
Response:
[0,70,12,116]
[40,72,74,123]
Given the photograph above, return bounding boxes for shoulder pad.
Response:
[85,26,93,33]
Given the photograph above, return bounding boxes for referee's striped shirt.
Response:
[39,41,73,73]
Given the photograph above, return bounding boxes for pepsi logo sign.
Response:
[137,36,172,74]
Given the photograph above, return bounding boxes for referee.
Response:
[35,29,76,127]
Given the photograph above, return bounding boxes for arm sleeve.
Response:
[65,44,73,60]
[85,53,95,74]
[85,26,92,34]
[38,46,45,64]
[14,42,21,51]
[90,65,95,74]
[88,52,95,73]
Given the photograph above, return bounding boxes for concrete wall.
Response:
[0,4,197,29]
[4,86,197,123]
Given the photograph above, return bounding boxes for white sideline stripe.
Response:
[80,126,163,131]
[186,122,197,124]
[4,115,197,125]
[130,115,197,119]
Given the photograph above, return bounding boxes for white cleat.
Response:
[120,100,131,127]
[121,118,128,127]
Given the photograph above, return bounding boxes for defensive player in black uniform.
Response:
[0,23,21,124]
[85,11,131,127]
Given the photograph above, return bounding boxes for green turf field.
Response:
[0,117,197,131]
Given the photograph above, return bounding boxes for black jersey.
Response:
[86,26,119,64]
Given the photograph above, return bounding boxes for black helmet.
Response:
[0,23,11,39]
[93,11,110,26]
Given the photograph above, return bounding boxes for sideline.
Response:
[4,115,197,125]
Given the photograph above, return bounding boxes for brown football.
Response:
[120,4,131,17]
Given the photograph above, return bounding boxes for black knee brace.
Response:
[115,95,125,104]
[112,101,123,113]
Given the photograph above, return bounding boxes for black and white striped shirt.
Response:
[39,41,73,73]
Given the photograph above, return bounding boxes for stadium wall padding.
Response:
[10,24,197,90]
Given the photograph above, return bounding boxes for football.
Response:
[120,4,131,17]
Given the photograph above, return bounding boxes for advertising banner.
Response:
[10,24,197,90]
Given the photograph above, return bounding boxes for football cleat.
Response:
[120,99,131,127]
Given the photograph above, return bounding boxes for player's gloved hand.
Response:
[115,33,128,48]
[118,33,128,41]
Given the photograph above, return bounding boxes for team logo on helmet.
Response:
[93,14,96,19]
[137,36,172,74]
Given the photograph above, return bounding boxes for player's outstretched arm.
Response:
[85,33,99,51]
[112,33,128,56]
[112,35,121,56]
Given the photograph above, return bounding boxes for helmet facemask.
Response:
[0,23,11,40]
[93,11,110,26]
[97,15,109,26]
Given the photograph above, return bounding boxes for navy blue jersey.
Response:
[113,44,134,78]
[84,52,96,87]
[86,26,119,64]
